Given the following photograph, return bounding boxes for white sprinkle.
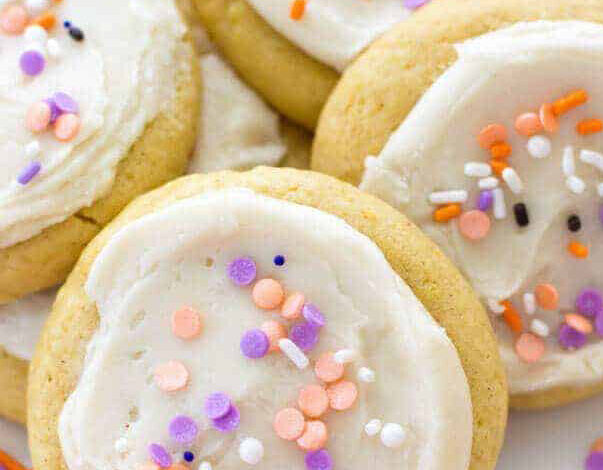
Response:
[334,349,357,364]
[562,146,576,177]
[25,140,40,158]
[492,188,506,220]
[364,419,383,436]
[357,367,376,383]
[239,437,264,465]
[380,423,406,448]
[530,319,550,338]
[523,293,536,315]
[527,135,552,159]
[278,339,309,370]
[428,190,468,205]
[114,437,128,453]
[598,182,603,198]
[464,162,492,178]
[580,149,603,172]
[487,298,505,315]
[199,463,212,470]
[25,0,50,15]
[24,25,47,44]
[502,167,523,194]
[478,177,499,189]
[46,39,62,59]
[566,175,586,194]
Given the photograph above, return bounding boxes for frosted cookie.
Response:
[312,0,603,408]
[28,168,506,470]
[0,0,200,305]
[195,0,433,129]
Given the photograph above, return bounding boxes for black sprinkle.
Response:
[68,27,85,42]
[567,214,582,232]
[513,203,530,227]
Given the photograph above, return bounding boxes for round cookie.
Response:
[0,0,200,305]
[311,0,603,409]
[194,0,429,130]
[28,168,507,470]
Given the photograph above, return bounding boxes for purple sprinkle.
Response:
[586,452,603,470]
[240,329,270,359]
[17,161,41,185]
[20,50,45,76]
[204,392,232,420]
[477,190,494,211]
[576,289,603,318]
[558,324,587,350]
[302,303,325,328]
[595,313,603,337]
[289,321,320,351]
[211,403,240,433]
[305,449,333,470]
[227,257,257,286]
[149,443,172,468]
[404,0,431,9]
[52,91,79,115]
[168,415,198,444]
[45,98,61,123]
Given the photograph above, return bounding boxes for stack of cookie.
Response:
[0,1,600,470]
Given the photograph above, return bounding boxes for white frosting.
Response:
[189,54,286,173]
[59,189,472,470]
[0,0,186,248]
[361,21,603,393]
[0,287,55,360]
[245,0,412,71]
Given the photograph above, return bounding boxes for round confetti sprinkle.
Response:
[558,324,587,350]
[53,91,79,114]
[273,255,285,266]
[241,329,270,359]
[477,123,506,149]
[274,408,306,441]
[564,313,593,335]
[239,437,264,465]
[183,451,195,463]
[476,190,493,212]
[17,161,41,185]
[260,320,287,353]
[281,292,305,320]
[326,380,358,411]
[171,306,202,340]
[0,5,28,34]
[298,384,329,418]
[458,210,491,241]
[252,278,285,309]
[576,289,603,318]
[305,449,333,470]
[289,322,320,351]
[297,420,328,451]
[25,101,51,133]
[380,423,406,448]
[148,443,172,468]
[24,24,47,43]
[204,392,232,419]
[169,415,198,444]
[20,50,45,76]
[595,314,603,337]
[514,333,545,363]
[364,419,383,436]
[227,257,257,286]
[586,452,603,470]
[302,303,325,327]
[314,352,344,383]
[567,214,582,232]
[54,113,81,141]
[154,361,189,392]
[534,283,559,311]
[526,135,552,159]
[514,112,542,137]
[211,403,240,432]
[591,437,603,453]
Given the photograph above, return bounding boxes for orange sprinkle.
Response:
[32,12,56,31]
[0,5,28,35]
[552,90,588,116]
[577,118,603,135]
[433,203,461,223]
[261,320,287,353]
[153,361,189,392]
[298,384,329,418]
[289,0,306,20]
[54,113,81,142]
[138,463,159,470]
[591,437,603,453]
[534,283,559,311]
[489,159,509,177]
[564,313,593,334]
[169,465,189,470]
[502,301,522,333]
[568,241,589,258]
[0,449,29,470]
[252,278,285,310]
[514,332,545,363]
[458,210,491,241]
[515,112,543,137]
[314,351,344,383]
[539,103,559,133]
[171,306,202,340]
[281,292,305,320]
[477,123,507,149]
[490,142,512,159]
[297,420,328,451]
[274,408,306,441]
[326,380,358,411]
